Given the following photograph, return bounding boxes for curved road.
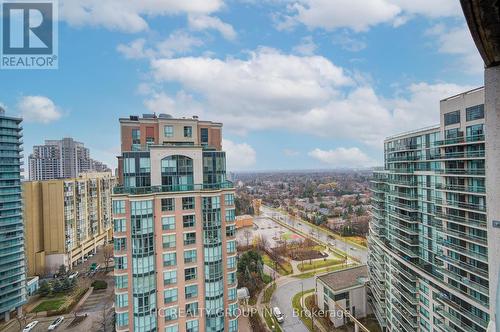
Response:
[270,276,315,332]
[261,206,368,264]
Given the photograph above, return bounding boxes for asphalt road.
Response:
[271,277,315,332]
[261,206,368,264]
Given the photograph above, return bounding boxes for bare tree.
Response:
[98,302,112,332]
[243,229,252,247]
[103,244,113,272]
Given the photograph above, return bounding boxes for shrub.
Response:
[91,280,108,290]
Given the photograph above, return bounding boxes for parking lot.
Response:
[236,215,304,248]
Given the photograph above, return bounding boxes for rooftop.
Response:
[119,113,222,125]
[318,265,368,292]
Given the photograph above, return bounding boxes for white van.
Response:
[22,321,39,332]
[272,307,284,323]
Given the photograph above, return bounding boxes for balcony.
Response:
[114,181,234,195]
[439,255,488,279]
[434,211,486,229]
[434,134,485,146]
[435,183,486,194]
[438,239,488,263]
[439,266,489,296]
[435,168,485,176]
[436,295,489,329]
[434,198,486,213]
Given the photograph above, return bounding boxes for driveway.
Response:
[271,276,315,332]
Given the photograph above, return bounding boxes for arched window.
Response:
[161,155,194,189]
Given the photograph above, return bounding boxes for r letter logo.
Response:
[1,0,58,69]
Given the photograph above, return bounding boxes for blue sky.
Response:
[0,0,484,172]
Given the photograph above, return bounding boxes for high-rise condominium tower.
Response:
[0,108,26,321]
[113,114,238,332]
[369,87,490,331]
[28,137,110,180]
[23,172,116,276]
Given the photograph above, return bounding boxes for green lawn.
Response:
[291,290,315,331]
[262,253,293,276]
[32,297,67,312]
[263,282,277,304]
[295,263,358,279]
[297,258,345,272]
[263,307,284,332]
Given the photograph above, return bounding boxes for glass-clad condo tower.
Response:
[113,114,238,332]
[0,108,26,321]
[368,87,490,332]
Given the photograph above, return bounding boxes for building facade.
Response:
[316,265,370,328]
[113,114,238,332]
[0,108,26,321]
[368,87,490,331]
[28,137,110,180]
[24,172,116,276]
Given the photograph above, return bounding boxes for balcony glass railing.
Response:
[436,296,489,329]
[439,255,488,279]
[434,134,485,146]
[114,181,234,195]
[434,211,486,228]
[435,183,486,193]
[438,267,489,296]
[437,239,488,263]
[435,168,485,176]
[434,198,486,212]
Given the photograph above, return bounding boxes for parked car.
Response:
[272,307,285,323]
[48,316,64,330]
[68,271,79,280]
[22,321,39,332]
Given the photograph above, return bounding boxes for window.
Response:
[161,156,194,188]
[186,320,199,332]
[146,137,154,146]
[165,306,178,321]
[116,312,129,327]
[182,197,195,210]
[162,198,175,212]
[114,238,126,251]
[183,215,195,228]
[225,209,235,222]
[225,193,234,205]
[466,104,485,121]
[116,293,128,307]
[163,253,177,267]
[444,110,461,126]
[185,267,197,281]
[132,129,141,150]
[185,285,198,299]
[124,158,135,173]
[467,124,484,138]
[184,249,197,264]
[139,158,150,173]
[113,200,126,214]
[114,218,126,232]
[186,302,198,316]
[200,128,209,145]
[162,216,175,231]
[184,126,193,137]
[164,270,177,286]
[226,225,235,237]
[164,288,178,304]
[165,324,179,332]
[445,128,461,139]
[163,234,176,249]
[115,256,127,269]
[227,256,236,269]
[228,272,236,284]
[164,125,174,137]
[115,275,128,289]
[227,240,236,254]
[184,232,196,246]
[228,287,237,301]
[229,319,238,332]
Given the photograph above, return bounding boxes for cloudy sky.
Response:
[0,0,483,171]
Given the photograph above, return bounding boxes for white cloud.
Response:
[222,139,257,170]
[117,31,203,59]
[293,36,317,55]
[309,147,374,168]
[60,0,224,32]
[143,91,204,118]
[145,47,474,149]
[188,15,237,40]
[17,96,62,124]
[288,0,401,32]
[426,24,483,74]
[280,0,461,32]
